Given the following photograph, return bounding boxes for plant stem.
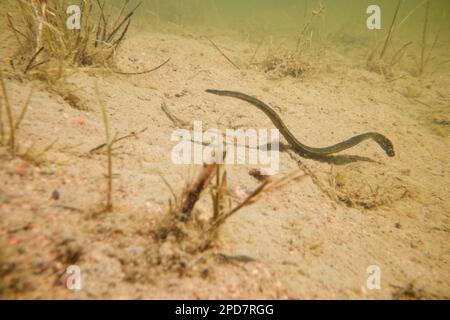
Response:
[420,0,430,75]
[95,83,113,212]
[380,0,402,60]
[0,69,15,155]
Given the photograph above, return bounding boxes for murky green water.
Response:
[125,0,450,73]
[130,0,450,42]
[4,0,449,75]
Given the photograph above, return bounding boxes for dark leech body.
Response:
[206,89,395,158]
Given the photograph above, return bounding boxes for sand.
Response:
[0,29,449,299]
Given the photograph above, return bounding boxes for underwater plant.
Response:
[156,154,305,253]
[6,0,141,81]
[415,0,443,76]
[366,0,403,78]
[0,68,33,156]
[366,0,443,78]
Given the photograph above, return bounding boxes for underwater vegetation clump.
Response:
[245,1,326,79]
[260,50,311,79]
[6,0,140,82]
[155,159,305,258]
[366,0,444,78]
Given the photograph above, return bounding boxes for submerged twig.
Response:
[380,0,402,60]
[106,2,142,43]
[179,163,217,222]
[6,13,29,48]
[95,83,113,212]
[210,169,306,230]
[24,47,44,74]
[205,36,240,70]
[161,101,189,128]
[113,0,131,30]
[0,98,3,144]
[0,69,15,154]
[211,180,270,229]
[390,41,412,66]
[14,86,34,130]
[114,58,171,75]
[158,173,178,205]
[250,36,265,64]
[419,0,430,75]
[89,127,147,154]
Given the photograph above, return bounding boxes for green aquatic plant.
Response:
[0,68,33,156]
[419,0,430,75]
[366,0,403,78]
[94,82,114,213]
[416,0,442,76]
[367,0,443,78]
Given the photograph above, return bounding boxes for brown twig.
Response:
[106,2,142,43]
[112,16,131,48]
[380,0,402,60]
[106,17,132,60]
[113,0,131,30]
[250,36,265,64]
[211,180,270,229]
[95,82,113,212]
[0,69,15,154]
[161,101,189,128]
[89,127,147,154]
[205,36,240,70]
[6,13,29,48]
[0,98,4,144]
[159,173,178,205]
[24,47,44,74]
[419,0,431,75]
[211,168,306,230]
[179,163,217,222]
[390,41,412,66]
[14,86,34,130]
[114,58,171,75]
[94,0,104,47]
[27,59,50,71]
[105,139,113,212]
